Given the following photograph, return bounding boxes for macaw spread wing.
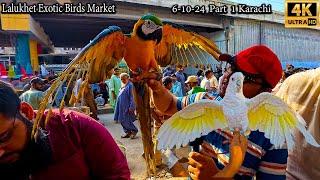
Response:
[247,92,320,150]
[33,26,126,137]
[155,24,221,67]
[157,99,227,150]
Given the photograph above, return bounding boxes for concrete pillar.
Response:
[15,34,31,75]
[29,39,40,73]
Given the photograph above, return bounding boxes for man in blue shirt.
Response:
[175,65,186,96]
[147,45,286,179]
[170,74,183,97]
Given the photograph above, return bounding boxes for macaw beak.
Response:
[154,27,163,44]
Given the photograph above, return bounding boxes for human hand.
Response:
[128,108,135,115]
[199,141,217,158]
[187,152,219,180]
[214,130,248,178]
[131,71,161,82]
[229,131,248,165]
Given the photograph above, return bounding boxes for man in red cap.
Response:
[147,45,286,179]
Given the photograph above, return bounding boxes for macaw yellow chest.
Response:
[124,36,157,72]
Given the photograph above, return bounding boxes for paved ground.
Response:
[98,113,189,180]
[98,113,147,179]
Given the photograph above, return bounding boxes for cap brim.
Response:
[185,80,197,83]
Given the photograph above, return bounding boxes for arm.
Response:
[77,114,130,179]
[148,79,178,116]
[188,131,248,179]
[256,148,288,180]
[148,79,212,115]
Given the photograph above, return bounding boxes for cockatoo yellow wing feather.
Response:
[157,99,227,150]
[247,92,320,150]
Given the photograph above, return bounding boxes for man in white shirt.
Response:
[40,63,49,77]
[210,74,219,92]
[200,69,214,92]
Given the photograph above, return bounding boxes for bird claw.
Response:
[130,69,162,82]
[229,128,251,137]
[243,130,251,137]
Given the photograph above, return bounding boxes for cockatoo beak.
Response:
[236,80,241,87]
[236,79,242,92]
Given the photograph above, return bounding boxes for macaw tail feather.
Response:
[132,82,156,176]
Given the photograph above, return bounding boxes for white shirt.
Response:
[210,76,219,89]
[200,78,211,91]
[40,64,49,77]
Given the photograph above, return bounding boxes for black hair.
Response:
[204,69,213,77]
[162,76,173,86]
[196,70,203,77]
[0,80,21,119]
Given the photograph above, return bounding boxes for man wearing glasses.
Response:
[0,81,130,179]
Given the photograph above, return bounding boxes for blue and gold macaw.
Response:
[34,13,221,126]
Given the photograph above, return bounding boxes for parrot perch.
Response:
[33,13,222,176]
[157,72,320,151]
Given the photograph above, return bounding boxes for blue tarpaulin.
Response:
[281,61,320,69]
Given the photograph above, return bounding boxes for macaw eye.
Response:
[231,78,234,81]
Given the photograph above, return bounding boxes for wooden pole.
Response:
[133,82,156,177]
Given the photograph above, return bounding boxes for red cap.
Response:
[225,45,282,88]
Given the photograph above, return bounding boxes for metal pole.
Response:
[259,21,262,45]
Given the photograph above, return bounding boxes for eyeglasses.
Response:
[243,75,264,85]
[0,116,16,146]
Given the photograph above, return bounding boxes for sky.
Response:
[229,0,284,12]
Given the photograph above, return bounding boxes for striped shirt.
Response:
[177,92,287,180]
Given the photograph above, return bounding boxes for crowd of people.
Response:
[0,44,319,179]
[161,65,220,98]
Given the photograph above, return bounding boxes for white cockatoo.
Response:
[157,72,320,150]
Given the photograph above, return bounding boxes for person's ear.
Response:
[19,102,34,121]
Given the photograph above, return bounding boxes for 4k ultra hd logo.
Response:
[285,0,319,28]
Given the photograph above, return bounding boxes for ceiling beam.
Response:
[56,0,72,4]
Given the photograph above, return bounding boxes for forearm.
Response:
[213,165,238,179]
[151,87,178,116]
[214,145,244,178]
